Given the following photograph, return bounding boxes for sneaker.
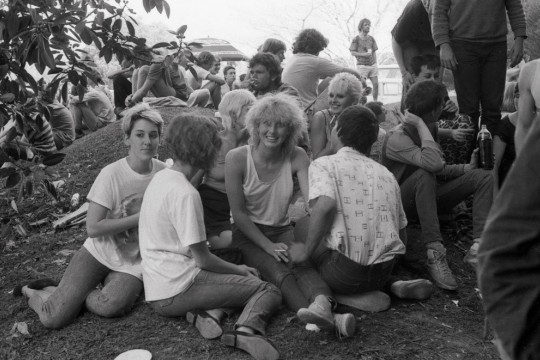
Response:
[390,279,434,300]
[463,241,479,267]
[333,313,356,338]
[426,249,458,290]
[296,296,334,330]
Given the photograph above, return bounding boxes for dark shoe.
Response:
[186,309,223,340]
[221,330,280,360]
[13,278,58,297]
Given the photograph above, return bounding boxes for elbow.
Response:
[86,225,99,238]
[425,161,445,173]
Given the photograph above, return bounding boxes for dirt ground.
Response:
[0,106,499,360]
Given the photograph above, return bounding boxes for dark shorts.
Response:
[198,184,231,236]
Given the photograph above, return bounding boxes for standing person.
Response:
[310,72,362,159]
[515,58,540,155]
[382,81,493,290]
[225,93,356,337]
[350,19,379,101]
[431,0,527,134]
[139,114,281,360]
[282,28,361,112]
[18,104,167,329]
[290,105,434,309]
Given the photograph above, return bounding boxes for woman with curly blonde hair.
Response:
[226,93,356,337]
[139,113,281,359]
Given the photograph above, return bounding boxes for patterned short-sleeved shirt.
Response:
[309,147,406,265]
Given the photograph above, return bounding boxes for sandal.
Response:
[185,309,223,340]
[221,330,280,360]
[13,278,58,297]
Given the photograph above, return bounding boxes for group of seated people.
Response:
[12,21,540,359]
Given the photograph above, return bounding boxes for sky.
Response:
[127,0,409,65]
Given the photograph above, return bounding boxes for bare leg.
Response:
[371,76,379,101]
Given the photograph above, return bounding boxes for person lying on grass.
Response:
[17,103,167,329]
[225,93,356,337]
[289,105,434,313]
[138,113,282,360]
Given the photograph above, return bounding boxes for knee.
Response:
[41,315,69,330]
[85,292,136,318]
[470,169,493,189]
[200,89,210,101]
[413,169,437,186]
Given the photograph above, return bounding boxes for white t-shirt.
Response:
[139,168,206,301]
[83,157,166,279]
[309,147,407,265]
[281,53,346,108]
[186,65,210,91]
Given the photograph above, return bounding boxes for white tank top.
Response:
[242,145,293,226]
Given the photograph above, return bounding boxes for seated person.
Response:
[18,104,167,329]
[191,90,256,250]
[248,53,299,99]
[139,113,281,360]
[364,101,386,163]
[107,57,134,115]
[382,81,493,290]
[221,65,236,95]
[290,105,434,310]
[70,84,115,135]
[310,73,362,159]
[403,54,475,164]
[40,85,75,150]
[3,114,57,159]
[493,81,519,197]
[186,51,225,108]
[225,93,356,337]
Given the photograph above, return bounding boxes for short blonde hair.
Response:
[328,73,363,105]
[246,93,306,158]
[122,103,164,137]
[218,90,256,131]
[502,81,518,112]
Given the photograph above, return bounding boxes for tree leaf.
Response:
[0,167,16,179]
[163,0,170,17]
[68,69,79,85]
[112,18,122,32]
[126,20,135,37]
[42,152,66,166]
[0,93,15,102]
[95,11,104,26]
[154,0,163,13]
[80,27,93,45]
[61,81,68,103]
[177,25,187,35]
[38,38,57,70]
[5,172,21,189]
[152,42,170,49]
[143,0,151,12]
[25,179,33,196]
[42,179,58,200]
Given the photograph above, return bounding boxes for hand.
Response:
[443,99,458,114]
[509,37,524,68]
[287,242,309,264]
[125,95,134,107]
[451,128,475,142]
[265,242,289,263]
[465,148,479,172]
[400,110,423,127]
[402,72,415,87]
[440,43,458,70]
[237,265,260,279]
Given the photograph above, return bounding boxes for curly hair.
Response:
[122,103,164,137]
[249,52,282,86]
[260,38,286,55]
[218,90,256,132]
[292,29,328,55]
[358,18,371,31]
[328,72,363,105]
[165,114,222,170]
[365,101,384,116]
[336,105,378,155]
[246,93,306,158]
[405,81,446,119]
[196,51,216,68]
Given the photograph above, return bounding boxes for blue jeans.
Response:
[149,270,281,335]
[232,223,333,311]
[451,40,507,134]
[28,247,142,329]
[400,168,493,249]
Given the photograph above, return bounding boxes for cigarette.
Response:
[274,249,287,252]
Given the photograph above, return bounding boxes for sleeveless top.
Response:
[242,145,293,226]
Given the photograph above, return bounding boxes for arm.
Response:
[392,37,415,87]
[190,169,205,187]
[516,62,536,155]
[86,201,139,238]
[492,136,507,197]
[506,0,527,67]
[130,65,161,104]
[189,241,258,278]
[431,0,457,70]
[225,149,289,262]
[107,66,133,79]
[310,111,334,159]
[292,147,310,205]
[206,73,226,86]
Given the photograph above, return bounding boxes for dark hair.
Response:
[364,101,384,116]
[165,114,222,170]
[249,52,282,86]
[223,65,235,77]
[405,81,447,118]
[292,29,328,55]
[239,74,246,82]
[260,38,286,55]
[336,105,378,155]
[196,51,216,68]
[409,54,440,76]
[358,18,371,31]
